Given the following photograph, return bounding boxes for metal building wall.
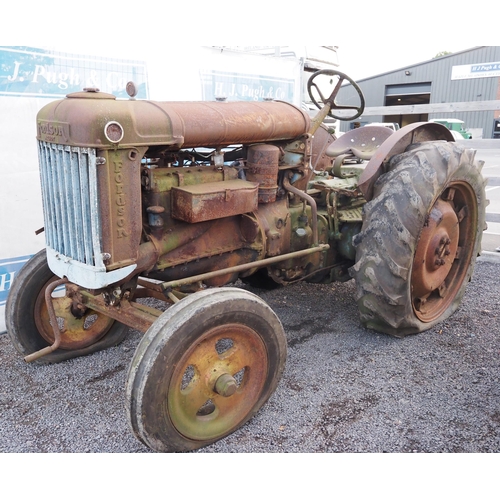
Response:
[338,46,500,137]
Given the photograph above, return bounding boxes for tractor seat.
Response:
[326,126,394,161]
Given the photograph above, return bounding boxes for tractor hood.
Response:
[36,89,311,149]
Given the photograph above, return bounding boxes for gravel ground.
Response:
[0,255,499,454]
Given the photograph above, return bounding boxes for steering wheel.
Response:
[307,69,365,121]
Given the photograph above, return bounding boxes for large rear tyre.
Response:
[351,141,487,336]
[5,250,128,364]
[126,288,287,452]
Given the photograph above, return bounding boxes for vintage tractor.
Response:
[6,70,487,452]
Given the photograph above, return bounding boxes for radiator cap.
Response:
[66,88,116,99]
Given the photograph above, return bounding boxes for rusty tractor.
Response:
[6,70,487,452]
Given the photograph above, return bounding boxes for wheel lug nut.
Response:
[214,373,237,397]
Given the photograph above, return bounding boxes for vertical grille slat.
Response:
[46,144,60,251]
[38,143,55,249]
[65,147,83,262]
[38,141,102,268]
[57,146,72,257]
[69,148,83,262]
[49,145,64,254]
[76,150,95,265]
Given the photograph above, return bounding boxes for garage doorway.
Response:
[385,82,431,127]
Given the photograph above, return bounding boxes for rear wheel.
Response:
[126,288,287,452]
[351,141,487,336]
[6,250,128,363]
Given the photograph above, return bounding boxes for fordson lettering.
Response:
[114,160,129,239]
[38,121,64,138]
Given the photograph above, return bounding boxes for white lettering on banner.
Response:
[214,81,225,96]
[0,272,15,293]
[201,70,295,103]
[0,257,32,307]
[7,61,22,81]
[30,65,100,91]
[275,88,285,99]
[86,70,99,89]
[69,68,81,88]
[106,72,127,91]
[242,84,272,101]
[31,64,81,90]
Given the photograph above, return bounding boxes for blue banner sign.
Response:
[0,46,148,98]
[471,63,500,74]
[0,255,32,307]
[201,70,295,102]
[451,61,500,80]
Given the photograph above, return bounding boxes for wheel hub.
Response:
[412,200,459,298]
[214,373,238,397]
[168,323,268,441]
[35,280,114,350]
[412,199,459,299]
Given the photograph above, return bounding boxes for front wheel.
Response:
[351,141,487,336]
[125,288,287,452]
[5,250,128,363]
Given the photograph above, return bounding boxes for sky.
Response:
[0,0,489,85]
[0,2,492,90]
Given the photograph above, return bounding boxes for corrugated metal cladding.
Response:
[337,46,500,137]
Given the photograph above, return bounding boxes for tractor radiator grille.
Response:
[38,141,104,268]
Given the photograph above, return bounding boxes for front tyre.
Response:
[5,250,128,363]
[351,141,487,336]
[126,288,287,452]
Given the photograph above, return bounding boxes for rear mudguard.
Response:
[358,122,454,201]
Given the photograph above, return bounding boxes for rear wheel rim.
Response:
[411,181,477,322]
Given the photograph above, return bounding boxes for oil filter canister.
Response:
[246,144,280,203]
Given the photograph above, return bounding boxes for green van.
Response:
[429,118,472,139]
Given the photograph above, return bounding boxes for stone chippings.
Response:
[0,260,498,453]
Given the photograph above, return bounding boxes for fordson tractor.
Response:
[6,70,487,452]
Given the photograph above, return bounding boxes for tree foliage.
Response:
[434,51,452,58]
